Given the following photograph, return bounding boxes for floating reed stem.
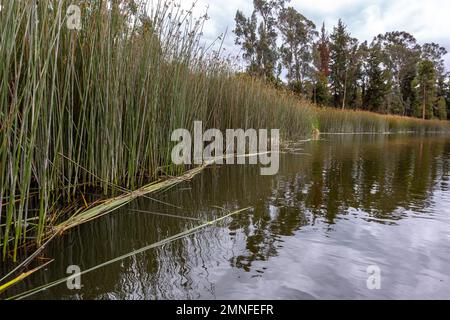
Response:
[7,207,252,300]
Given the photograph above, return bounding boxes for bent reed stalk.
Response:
[7,206,252,300]
[1,0,450,264]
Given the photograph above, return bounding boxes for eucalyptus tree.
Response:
[373,32,421,115]
[234,11,259,75]
[234,0,289,81]
[422,43,448,77]
[422,43,448,99]
[278,6,317,95]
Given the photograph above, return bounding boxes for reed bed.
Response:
[316,107,450,133]
[1,0,450,265]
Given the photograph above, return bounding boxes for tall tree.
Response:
[346,39,365,109]
[417,59,436,119]
[358,41,370,110]
[422,43,447,77]
[312,23,331,105]
[438,96,447,120]
[278,6,317,95]
[234,0,289,81]
[234,11,259,75]
[329,19,354,109]
[422,43,448,101]
[374,32,421,115]
[445,73,450,120]
[364,43,387,112]
[317,22,330,78]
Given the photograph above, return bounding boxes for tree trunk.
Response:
[342,69,348,110]
[422,86,426,120]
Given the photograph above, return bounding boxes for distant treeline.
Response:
[234,0,449,120]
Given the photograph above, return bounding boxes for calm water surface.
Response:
[5,134,450,299]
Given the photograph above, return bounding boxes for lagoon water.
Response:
[7,134,450,299]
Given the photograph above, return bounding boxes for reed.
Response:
[0,0,449,265]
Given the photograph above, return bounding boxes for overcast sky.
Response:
[179,0,450,69]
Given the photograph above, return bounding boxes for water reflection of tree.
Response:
[230,135,450,272]
[303,136,449,220]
